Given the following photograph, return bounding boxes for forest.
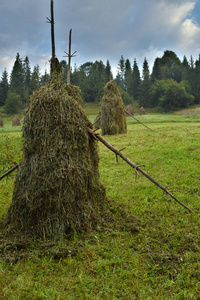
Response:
[0,49,200,114]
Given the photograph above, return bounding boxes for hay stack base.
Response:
[12,116,21,126]
[7,80,107,240]
[101,81,127,135]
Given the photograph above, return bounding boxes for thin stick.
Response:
[88,127,194,213]
[64,29,77,85]
[0,160,23,181]
[92,117,101,125]
[124,109,153,132]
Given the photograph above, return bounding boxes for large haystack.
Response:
[7,78,107,239]
[101,81,127,135]
[12,116,21,126]
[0,118,3,127]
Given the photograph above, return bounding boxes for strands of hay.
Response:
[126,105,134,117]
[7,78,107,240]
[140,107,146,115]
[65,84,83,104]
[0,118,3,127]
[101,81,127,135]
[12,116,21,126]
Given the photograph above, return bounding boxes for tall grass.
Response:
[0,113,200,299]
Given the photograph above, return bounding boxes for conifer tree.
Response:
[140,57,151,107]
[151,57,162,82]
[117,55,125,89]
[30,65,41,94]
[23,56,31,100]
[10,53,25,102]
[0,69,9,107]
[132,59,141,99]
[105,60,113,82]
[124,59,132,94]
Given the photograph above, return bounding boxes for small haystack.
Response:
[126,105,134,117]
[12,116,21,126]
[7,78,107,239]
[101,81,127,135]
[0,118,3,127]
[140,107,146,115]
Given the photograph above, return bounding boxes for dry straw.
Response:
[125,105,134,117]
[12,116,21,126]
[140,107,146,115]
[101,81,127,135]
[7,78,107,240]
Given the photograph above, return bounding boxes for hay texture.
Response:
[140,107,146,115]
[101,81,127,135]
[12,116,21,126]
[126,105,134,117]
[0,118,3,127]
[7,79,106,239]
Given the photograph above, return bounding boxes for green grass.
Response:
[0,112,200,299]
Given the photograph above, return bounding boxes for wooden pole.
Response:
[124,109,153,132]
[46,0,56,60]
[50,0,55,59]
[88,127,194,213]
[64,29,77,85]
[67,29,72,85]
[0,160,23,181]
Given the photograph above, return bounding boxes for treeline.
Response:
[0,50,200,114]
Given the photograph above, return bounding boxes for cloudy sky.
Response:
[0,0,200,77]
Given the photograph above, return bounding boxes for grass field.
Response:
[0,110,200,299]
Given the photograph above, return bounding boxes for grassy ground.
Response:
[0,112,200,299]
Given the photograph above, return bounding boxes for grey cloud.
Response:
[0,0,199,75]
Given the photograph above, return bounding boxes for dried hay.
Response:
[126,105,134,117]
[0,118,3,127]
[140,107,146,115]
[7,78,107,240]
[101,81,127,135]
[12,116,21,126]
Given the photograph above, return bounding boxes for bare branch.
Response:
[0,161,23,181]
[124,109,153,132]
[88,127,194,213]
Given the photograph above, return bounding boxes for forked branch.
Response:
[88,127,194,213]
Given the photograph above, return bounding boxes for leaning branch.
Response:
[88,127,194,213]
[124,110,153,132]
[0,160,23,181]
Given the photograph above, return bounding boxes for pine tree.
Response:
[41,70,50,86]
[117,55,125,89]
[105,60,113,82]
[151,57,162,82]
[23,56,31,100]
[30,65,41,94]
[10,53,25,102]
[0,69,9,107]
[181,55,190,82]
[132,59,141,99]
[140,57,152,107]
[124,59,132,94]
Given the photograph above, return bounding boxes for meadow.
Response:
[0,110,200,299]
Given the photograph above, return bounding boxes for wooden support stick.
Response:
[0,160,23,181]
[88,127,194,213]
[124,109,153,132]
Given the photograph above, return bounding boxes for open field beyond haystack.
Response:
[0,111,200,299]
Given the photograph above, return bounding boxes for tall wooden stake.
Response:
[88,128,194,213]
[46,0,56,60]
[64,29,77,84]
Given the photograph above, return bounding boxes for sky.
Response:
[0,0,200,77]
